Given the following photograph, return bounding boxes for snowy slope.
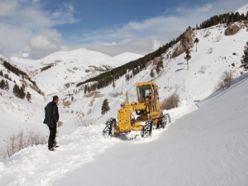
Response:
[0,57,47,143]
[237,3,248,15]
[70,22,247,121]
[11,49,142,95]
[54,73,248,186]
[0,66,247,186]
[0,5,248,186]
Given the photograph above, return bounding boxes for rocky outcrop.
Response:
[224,24,241,36]
[172,28,194,58]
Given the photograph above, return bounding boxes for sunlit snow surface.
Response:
[0,14,248,185]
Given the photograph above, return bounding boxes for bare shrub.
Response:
[0,131,46,158]
[216,71,233,90]
[85,91,102,98]
[161,93,180,110]
[108,91,123,97]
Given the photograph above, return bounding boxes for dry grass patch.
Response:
[0,131,46,158]
[216,71,233,90]
[161,93,180,110]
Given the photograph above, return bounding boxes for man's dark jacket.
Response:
[43,101,59,128]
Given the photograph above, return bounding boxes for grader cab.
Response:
[103,81,170,137]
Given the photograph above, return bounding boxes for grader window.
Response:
[137,85,152,102]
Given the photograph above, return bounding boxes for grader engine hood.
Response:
[117,102,146,133]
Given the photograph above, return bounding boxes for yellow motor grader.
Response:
[103,81,170,138]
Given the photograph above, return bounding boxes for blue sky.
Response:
[51,0,210,36]
[0,0,247,58]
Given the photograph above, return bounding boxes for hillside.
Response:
[11,48,142,95]
[0,56,46,143]
[55,73,248,186]
[65,21,248,121]
[237,4,248,14]
[0,4,248,186]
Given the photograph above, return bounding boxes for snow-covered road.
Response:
[0,124,118,186]
[0,100,196,186]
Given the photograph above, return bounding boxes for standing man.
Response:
[44,96,59,151]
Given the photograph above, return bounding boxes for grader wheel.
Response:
[161,114,170,128]
[141,120,153,137]
[103,118,117,137]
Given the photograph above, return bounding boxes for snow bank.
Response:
[54,74,248,186]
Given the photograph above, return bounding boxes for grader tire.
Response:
[141,120,153,138]
[161,114,170,128]
[103,118,117,137]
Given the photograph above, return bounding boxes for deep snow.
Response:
[0,6,248,185]
[54,74,248,186]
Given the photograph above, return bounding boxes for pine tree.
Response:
[241,42,248,70]
[13,84,25,99]
[184,50,191,70]
[84,84,88,95]
[4,80,9,90]
[26,91,31,102]
[150,69,155,78]
[0,79,5,89]
[125,74,130,81]
[101,99,110,115]
[194,38,199,52]
[112,79,115,88]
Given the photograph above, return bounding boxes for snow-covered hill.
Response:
[55,73,248,186]
[68,22,248,121]
[0,4,248,186]
[237,3,248,15]
[11,48,142,95]
[1,63,248,186]
[0,48,142,146]
[0,56,46,142]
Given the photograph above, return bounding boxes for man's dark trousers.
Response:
[48,126,57,149]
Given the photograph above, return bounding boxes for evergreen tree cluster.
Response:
[241,42,248,70]
[198,12,248,29]
[2,60,28,77]
[0,79,9,90]
[0,58,43,96]
[13,84,26,99]
[101,99,110,115]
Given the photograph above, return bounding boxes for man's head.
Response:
[53,95,59,104]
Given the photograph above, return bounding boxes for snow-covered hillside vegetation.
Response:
[0,4,248,186]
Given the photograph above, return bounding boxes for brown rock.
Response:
[224,24,240,36]
[172,28,194,58]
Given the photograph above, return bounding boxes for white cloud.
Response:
[77,0,248,55]
[0,0,247,58]
[0,0,75,58]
